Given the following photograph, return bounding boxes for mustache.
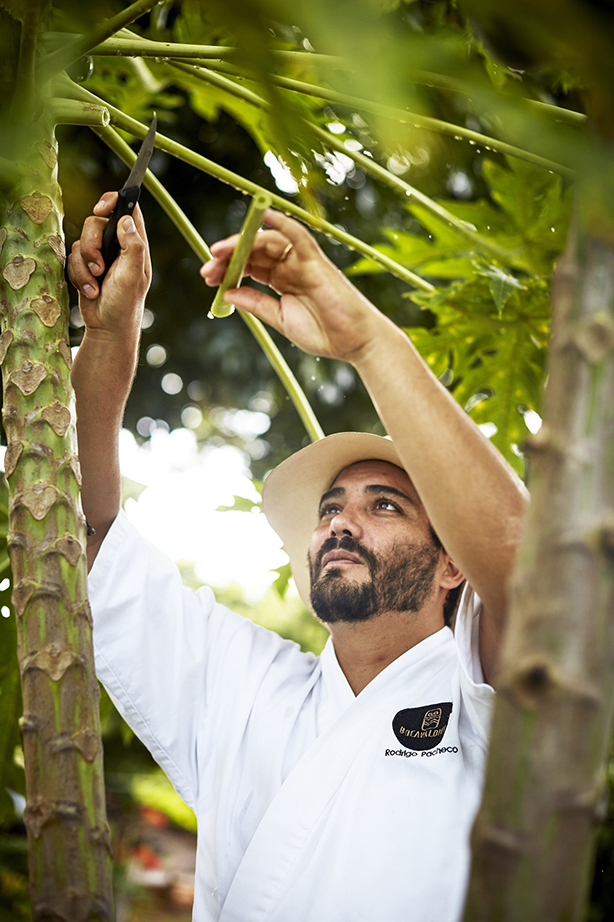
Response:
[312,535,378,577]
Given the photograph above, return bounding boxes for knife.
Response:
[99,114,157,281]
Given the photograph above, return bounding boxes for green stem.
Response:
[241,311,325,441]
[527,97,587,126]
[58,77,434,290]
[40,31,342,67]
[94,125,324,442]
[12,0,42,117]
[170,61,518,266]
[95,33,342,68]
[210,192,272,318]
[37,0,163,84]
[94,124,211,263]
[49,98,110,128]
[192,60,574,178]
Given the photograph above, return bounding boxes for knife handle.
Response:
[98,185,142,283]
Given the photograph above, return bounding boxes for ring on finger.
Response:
[279,242,293,263]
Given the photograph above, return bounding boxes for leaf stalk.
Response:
[37,0,163,84]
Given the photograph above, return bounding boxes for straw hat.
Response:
[261,432,405,609]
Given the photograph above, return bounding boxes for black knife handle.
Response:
[99,185,142,282]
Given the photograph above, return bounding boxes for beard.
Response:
[308,534,440,625]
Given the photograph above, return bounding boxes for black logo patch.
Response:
[392,702,453,751]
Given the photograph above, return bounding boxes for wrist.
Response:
[349,311,410,371]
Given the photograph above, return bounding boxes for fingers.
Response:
[201,227,301,287]
[224,286,282,327]
[262,209,319,257]
[68,196,149,300]
[68,239,102,300]
[92,191,118,217]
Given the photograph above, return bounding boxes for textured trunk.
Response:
[0,115,113,920]
[463,194,614,920]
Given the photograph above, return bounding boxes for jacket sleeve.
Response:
[88,509,307,810]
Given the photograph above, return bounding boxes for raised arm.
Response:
[68,194,151,569]
[201,209,528,681]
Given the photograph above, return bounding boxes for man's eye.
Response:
[319,504,341,518]
[375,498,400,512]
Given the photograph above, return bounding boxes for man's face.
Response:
[308,460,441,624]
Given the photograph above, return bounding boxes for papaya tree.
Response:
[0,0,612,919]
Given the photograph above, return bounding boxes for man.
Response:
[68,194,527,922]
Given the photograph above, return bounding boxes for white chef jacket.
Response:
[89,510,494,922]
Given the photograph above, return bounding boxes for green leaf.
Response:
[474,262,525,315]
[405,274,550,474]
[272,561,292,599]
[217,494,262,513]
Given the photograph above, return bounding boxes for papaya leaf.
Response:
[474,261,526,315]
[272,561,293,599]
[406,275,550,474]
[217,494,262,513]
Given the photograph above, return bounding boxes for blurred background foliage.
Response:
[1,0,614,917]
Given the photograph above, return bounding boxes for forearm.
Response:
[72,329,140,568]
[352,314,529,621]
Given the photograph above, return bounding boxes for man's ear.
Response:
[438,554,464,591]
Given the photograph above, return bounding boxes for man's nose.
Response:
[330,508,363,539]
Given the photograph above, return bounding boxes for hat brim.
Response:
[262,432,404,609]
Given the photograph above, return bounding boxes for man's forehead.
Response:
[327,459,421,503]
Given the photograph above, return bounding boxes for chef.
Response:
[68,197,527,921]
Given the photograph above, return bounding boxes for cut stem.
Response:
[37,0,163,84]
[49,98,110,128]
[95,125,323,442]
[210,192,272,318]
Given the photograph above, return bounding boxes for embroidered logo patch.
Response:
[392,702,453,751]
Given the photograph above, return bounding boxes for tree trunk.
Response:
[0,113,113,920]
[463,192,614,920]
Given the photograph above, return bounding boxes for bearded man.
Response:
[68,197,527,922]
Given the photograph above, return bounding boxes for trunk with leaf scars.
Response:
[463,188,614,922]
[0,114,113,921]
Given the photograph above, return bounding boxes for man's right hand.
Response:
[67,192,152,339]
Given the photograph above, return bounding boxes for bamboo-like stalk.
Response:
[94,125,325,442]
[210,192,272,318]
[47,98,110,128]
[463,207,614,921]
[37,0,163,84]
[57,77,434,291]
[0,114,113,919]
[169,60,518,266]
